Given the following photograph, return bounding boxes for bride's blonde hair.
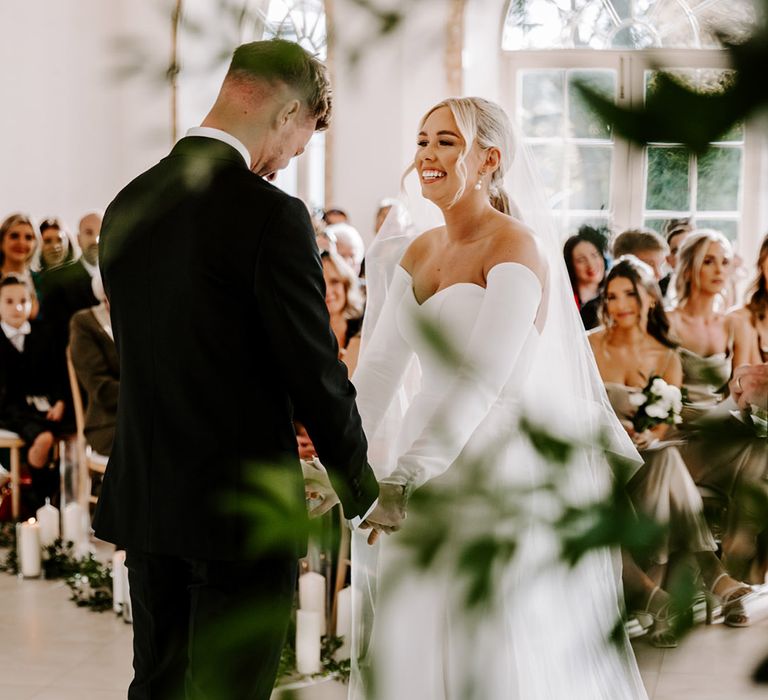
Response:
[403,97,516,215]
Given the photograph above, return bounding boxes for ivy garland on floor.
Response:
[0,522,350,683]
[0,523,112,611]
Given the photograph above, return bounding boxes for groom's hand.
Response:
[360,483,408,544]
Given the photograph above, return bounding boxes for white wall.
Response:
[330,0,452,241]
[0,0,171,231]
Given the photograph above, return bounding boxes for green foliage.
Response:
[42,538,80,580]
[66,554,114,612]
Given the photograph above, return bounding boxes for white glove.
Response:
[301,458,340,518]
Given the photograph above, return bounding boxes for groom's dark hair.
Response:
[226,39,332,130]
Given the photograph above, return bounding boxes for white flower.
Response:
[664,385,682,402]
[673,414,683,424]
[645,402,669,419]
[651,378,667,396]
[629,393,648,407]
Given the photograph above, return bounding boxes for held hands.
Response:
[360,482,408,545]
[301,458,340,518]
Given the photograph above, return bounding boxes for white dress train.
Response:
[349,262,647,700]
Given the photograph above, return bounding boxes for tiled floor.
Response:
[1,547,767,699]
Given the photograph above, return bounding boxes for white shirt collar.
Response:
[1,320,31,351]
[185,127,251,168]
[80,258,98,277]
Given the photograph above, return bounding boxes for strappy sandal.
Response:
[709,572,755,627]
[632,587,678,648]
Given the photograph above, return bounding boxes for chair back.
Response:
[66,346,89,507]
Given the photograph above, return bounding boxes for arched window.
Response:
[499,0,760,250]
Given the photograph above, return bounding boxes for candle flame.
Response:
[27,517,36,524]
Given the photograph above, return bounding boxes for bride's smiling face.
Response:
[415,106,485,208]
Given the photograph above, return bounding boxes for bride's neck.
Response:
[440,194,496,243]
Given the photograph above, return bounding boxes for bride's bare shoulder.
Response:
[486,215,547,284]
[400,226,444,274]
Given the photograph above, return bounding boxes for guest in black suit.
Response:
[93,39,397,700]
[0,277,69,506]
[38,212,101,342]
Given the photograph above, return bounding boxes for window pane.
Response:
[644,218,668,234]
[646,147,690,210]
[521,70,564,138]
[531,143,565,207]
[695,219,738,242]
[697,147,742,211]
[568,70,616,139]
[570,145,612,210]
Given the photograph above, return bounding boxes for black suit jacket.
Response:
[39,259,98,344]
[93,136,378,560]
[0,321,67,420]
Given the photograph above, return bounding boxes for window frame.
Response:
[500,47,762,254]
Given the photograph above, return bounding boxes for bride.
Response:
[347,97,647,699]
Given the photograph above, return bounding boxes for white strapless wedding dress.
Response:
[349,263,647,700]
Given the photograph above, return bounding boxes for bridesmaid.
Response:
[589,256,753,639]
[668,230,766,582]
[667,229,753,417]
[728,233,768,364]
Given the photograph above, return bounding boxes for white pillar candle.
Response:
[36,498,60,548]
[112,550,126,613]
[299,571,326,634]
[62,502,86,545]
[19,518,42,578]
[335,586,352,659]
[295,609,322,675]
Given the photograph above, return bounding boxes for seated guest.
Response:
[728,232,768,364]
[0,213,41,316]
[589,256,755,636]
[668,229,754,413]
[661,218,693,300]
[322,207,348,226]
[563,224,609,330]
[69,275,118,456]
[325,222,365,277]
[668,230,765,582]
[0,277,70,507]
[374,198,399,236]
[612,228,668,282]
[730,362,768,410]
[296,250,364,460]
[39,211,101,345]
[37,217,75,273]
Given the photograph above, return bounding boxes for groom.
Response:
[93,40,384,699]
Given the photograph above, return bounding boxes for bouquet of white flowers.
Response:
[629,375,684,433]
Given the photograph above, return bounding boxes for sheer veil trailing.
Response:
[350,120,647,698]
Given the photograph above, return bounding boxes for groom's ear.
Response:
[275,98,302,127]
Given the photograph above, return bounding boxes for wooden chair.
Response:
[66,347,109,510]
[0,429,25,519]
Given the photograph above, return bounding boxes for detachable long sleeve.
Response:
[383,262,542,491]
[352,265,415,442]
